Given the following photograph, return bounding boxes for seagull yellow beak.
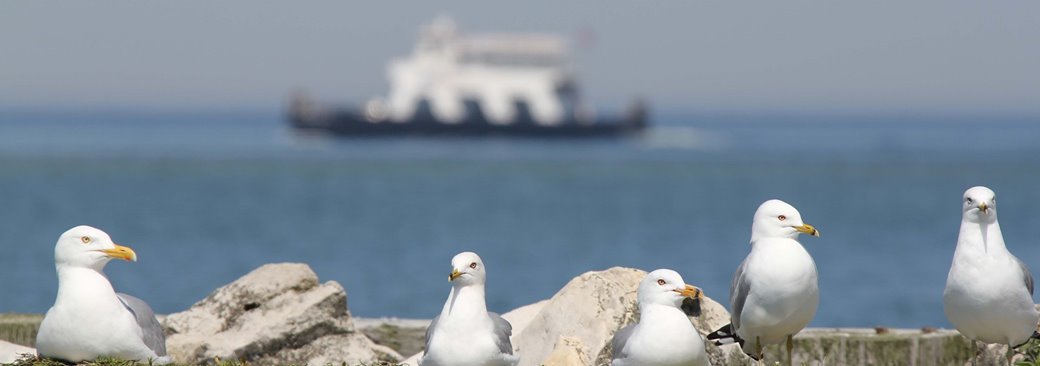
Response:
[448,269,462,281]
[795,223,820,237]
[979,202,989,213]
[100,244,137,262]
[674,284,703,300]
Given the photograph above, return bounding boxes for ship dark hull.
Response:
[288,100,647,138]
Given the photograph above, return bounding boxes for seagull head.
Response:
[637,269,703,310]
[54,226,137,271]
[448,251,486,287]
[750,199,819,243]
[962,186,997,223]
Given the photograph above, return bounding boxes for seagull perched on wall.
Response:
[420,251,519,366]
[611,269,710,366]
[944,186,1040,365]
[36,226,168,364]
[707,199,820,366]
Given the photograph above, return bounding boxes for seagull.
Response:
[35,226,168,364]
[944,186,1040,365]
[420,251,519,366]
[707,199,820,365]
[611,269,710,366]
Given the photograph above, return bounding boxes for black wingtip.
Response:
[707,323,750,353]
[1032,331,1040,339]
[707,324,745,342]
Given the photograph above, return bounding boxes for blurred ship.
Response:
[288,17,647,137]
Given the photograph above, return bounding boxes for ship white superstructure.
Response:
[379,17,579,126]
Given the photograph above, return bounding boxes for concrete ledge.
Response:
[353,318,431,357]
[0,313,42,348]
[718,327,977,366]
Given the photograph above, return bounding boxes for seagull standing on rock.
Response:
[707,199,820,365]
[610,269,710,366]
[36,226,168,364]
[944,186,1040,365]
[420,251,519,366]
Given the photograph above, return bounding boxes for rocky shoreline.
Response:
[1,263,1033,365]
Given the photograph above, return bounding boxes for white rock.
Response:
[162,263,400,366]
[402,350,422,365]
[516,267,642,366]
[0,340,34,364]
[516,267,731,366]
[540,336,590,366]
[501,299,548,345]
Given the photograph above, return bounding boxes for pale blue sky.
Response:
[2,1,1038,115]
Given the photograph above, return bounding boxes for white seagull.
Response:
[611,269,710,366]
[420,252,519,366]
[36,226,168,364]
[707,199,820,365]
[944,186,1039,365]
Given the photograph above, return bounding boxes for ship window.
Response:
[458,52,562,68]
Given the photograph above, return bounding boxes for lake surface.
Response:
[1,110,1039,329]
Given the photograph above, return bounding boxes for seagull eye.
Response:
[657,279,666,286]
[80,236,91,244]
[469,262,477,269]
[777,215,786,221]
[966,197,973,204]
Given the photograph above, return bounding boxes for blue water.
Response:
[2,110,1040,329]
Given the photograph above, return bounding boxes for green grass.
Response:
[3,355,404,366]
[1016,339,1040,366]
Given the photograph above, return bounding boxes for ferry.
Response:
[288,17,647,137]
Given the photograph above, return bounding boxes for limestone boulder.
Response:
[513,267,641,366]
[515,267,731,366]
[501,300,549,339]
[540,336,590,366]
[162,263,401,365]
[0,340,34,364]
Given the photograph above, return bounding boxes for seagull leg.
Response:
[786,335,794,366]
[1006,344,1014,365]
[971,340,978,366]
[756,336,764,365]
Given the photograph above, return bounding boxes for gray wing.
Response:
[1015,257,1034,296]
[729,258,751,330]
[116,293,167,357]
[489,312,514,355]
[423,315,440,356]
[610,324,636,361]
